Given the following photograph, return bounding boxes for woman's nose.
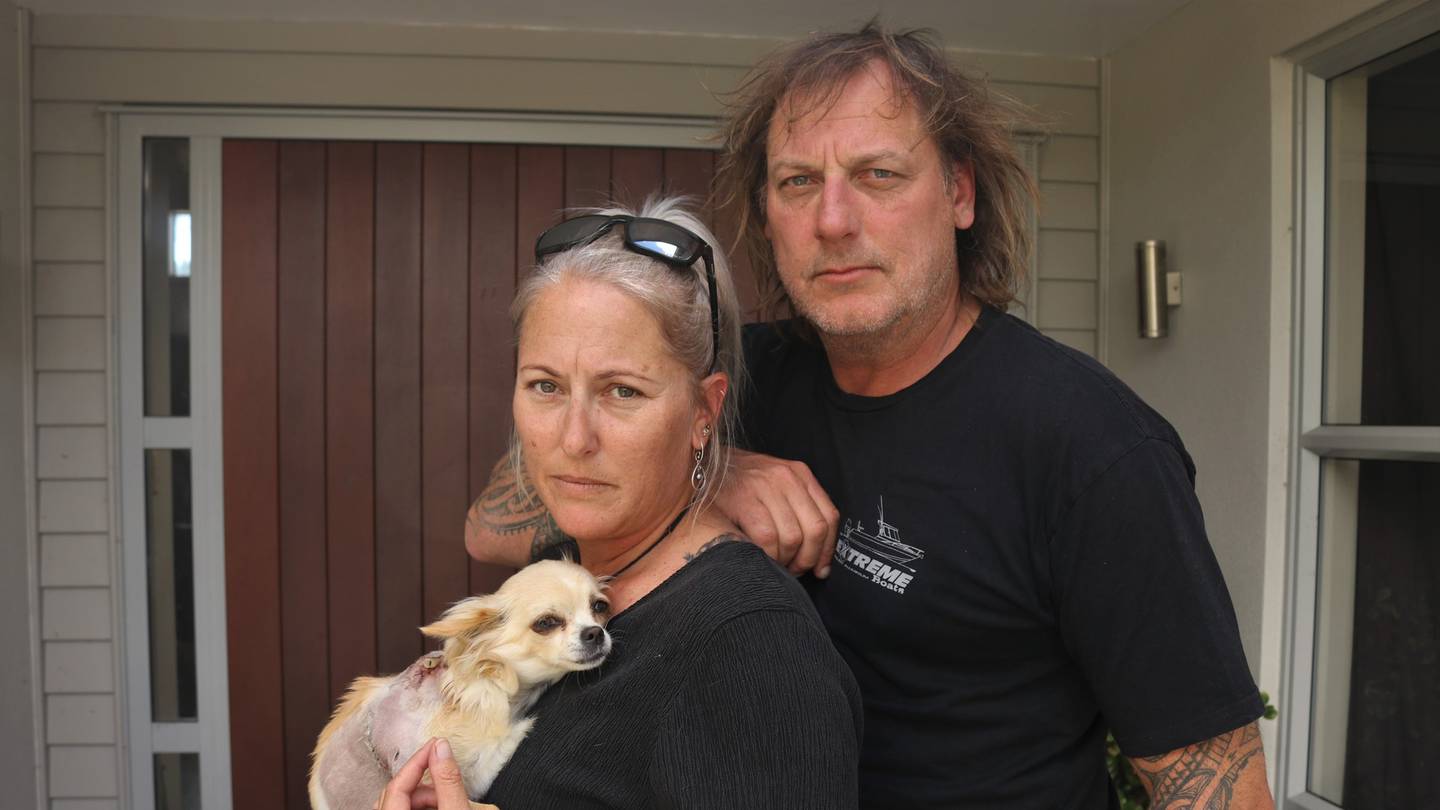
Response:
[560,401,599,457]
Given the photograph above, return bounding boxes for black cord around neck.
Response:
[610,505,691,578]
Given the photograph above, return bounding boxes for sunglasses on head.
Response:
[534,214,721,373]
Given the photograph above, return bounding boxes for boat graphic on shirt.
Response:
[837,498,926,579]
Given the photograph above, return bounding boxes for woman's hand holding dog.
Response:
[376,737,496,810]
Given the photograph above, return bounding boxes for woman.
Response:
[386,197,860,809]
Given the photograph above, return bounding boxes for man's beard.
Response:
[788,244,958,354]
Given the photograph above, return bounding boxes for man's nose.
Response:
[815,178,858,242]
[560,401,599,457]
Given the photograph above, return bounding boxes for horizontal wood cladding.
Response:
[29,14,1098,86]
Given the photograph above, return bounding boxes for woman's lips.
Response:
[550,475,611,494]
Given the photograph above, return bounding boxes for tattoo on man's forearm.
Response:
[683,534,742,563]
[468,457,577,563]
[1129,722,1264,809]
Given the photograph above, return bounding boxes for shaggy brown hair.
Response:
[714,21,1039,319]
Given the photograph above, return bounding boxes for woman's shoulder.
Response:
[653,537,824,634]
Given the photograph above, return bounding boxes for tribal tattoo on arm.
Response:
[466,456,579,563]
[1128,722,1273,809]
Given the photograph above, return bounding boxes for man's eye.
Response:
[531,615,563,634]
[612,385,638,399]
[782,175,812,188]
[868,168,896,180]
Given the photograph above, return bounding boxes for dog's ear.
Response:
[420,596,503,642]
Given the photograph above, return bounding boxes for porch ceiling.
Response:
[18,0,1194,58]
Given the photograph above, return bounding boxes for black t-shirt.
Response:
[740,308,1262,809]
[483,540,863,809]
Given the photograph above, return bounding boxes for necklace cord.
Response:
[609,505,692,578]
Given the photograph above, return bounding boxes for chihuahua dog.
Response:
[309,560,612,809]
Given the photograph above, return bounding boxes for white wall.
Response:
[21,13,1104,808]
[1105,0,1392,707]
[1,5,42,810]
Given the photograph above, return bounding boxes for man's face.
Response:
[763,62,975,343]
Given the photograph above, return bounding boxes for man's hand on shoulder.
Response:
[1128,721,1274,809]
[714,449,839,577]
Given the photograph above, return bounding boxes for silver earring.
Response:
[691,446,706,491]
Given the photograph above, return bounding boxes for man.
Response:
[467,24,1272,810]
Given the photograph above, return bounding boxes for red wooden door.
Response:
[220,139,740,809]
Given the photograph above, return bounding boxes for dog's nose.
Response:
[581,625,604,646]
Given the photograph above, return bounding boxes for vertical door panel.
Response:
[221,139,285,809]
[276,140,330,810]
[420,143,472,624]
[324,141,378,698]
[516,146,566,268]
[611,147,664,211]
[662,148,714,213]
[564,145,612,210]
[373,143,426,674]
[468,144,520,595]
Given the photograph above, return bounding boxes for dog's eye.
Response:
[531,615,563,634]
[591,600,610,615]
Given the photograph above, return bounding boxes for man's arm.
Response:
[1127,722,1274,809]
[464,456,577,567]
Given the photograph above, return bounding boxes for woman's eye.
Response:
[532,380,558,395]
[782,175,812,188]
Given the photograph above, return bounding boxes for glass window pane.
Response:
[143,137,191,417]
[1323,33,1440,426]
[153,753,201,810]
[1309,458,1440,807]
[146,449,197,722]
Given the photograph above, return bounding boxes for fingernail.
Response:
[436,738,453,761]
[818,565,830,579]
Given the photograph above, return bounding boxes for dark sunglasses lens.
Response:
[536,215,615,257]
[626,219,701,263]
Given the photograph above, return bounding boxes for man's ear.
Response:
[420,596,503,642]
[951,159,977,231]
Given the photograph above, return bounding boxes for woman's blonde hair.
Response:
[509,196,744,509]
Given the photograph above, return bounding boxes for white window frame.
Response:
[113,108,718,810]
[1278,4,1440,808]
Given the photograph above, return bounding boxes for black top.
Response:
[740,308,1262,809]
[483,540,863,809]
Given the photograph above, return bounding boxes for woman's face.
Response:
[515,278,721,545]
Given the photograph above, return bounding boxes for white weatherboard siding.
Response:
[25,13,1103,808]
